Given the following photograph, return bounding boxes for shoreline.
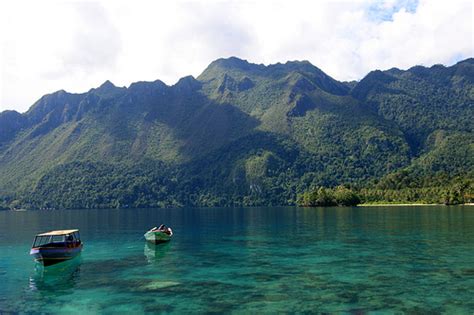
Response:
[2,203,473,211]
[359,203,474,207]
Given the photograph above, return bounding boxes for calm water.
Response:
[0,206,473,313]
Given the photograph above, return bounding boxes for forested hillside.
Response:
[0,57,472,209]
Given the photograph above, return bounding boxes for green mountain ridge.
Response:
[0,57,472,209]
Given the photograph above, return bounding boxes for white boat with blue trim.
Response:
[30,229,83,266]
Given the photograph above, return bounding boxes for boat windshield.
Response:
[32,231,81,248]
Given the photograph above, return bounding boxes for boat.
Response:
[144,225,173,244]
[30,229,83,266]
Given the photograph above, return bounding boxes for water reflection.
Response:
[29,256,82,294]
[144,242,171,263]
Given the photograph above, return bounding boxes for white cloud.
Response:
[0,0,472,112]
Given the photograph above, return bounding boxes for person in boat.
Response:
[151,225,166,232]
[151,225,171,235]
[66,234,74,248]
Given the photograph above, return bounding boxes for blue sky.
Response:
[0,0,472,112]
[368,0,419,21]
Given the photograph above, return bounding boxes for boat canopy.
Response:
[36,229,79,236]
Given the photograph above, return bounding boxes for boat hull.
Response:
[30,245,83,266]
[144,230,172,244]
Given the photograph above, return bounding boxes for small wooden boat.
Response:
[144,225,173,244]
[30,229,83,266]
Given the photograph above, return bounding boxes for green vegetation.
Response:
[0,57,472,209]
[359,175,474,205]
[0,196,10,210]
[297,186,361,207]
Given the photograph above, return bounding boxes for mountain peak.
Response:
[456,57,474,65]
[129,79,167,91]
[97,80,116,90]
[92,80,125,98]
[205,57,321,75]
[265,60,325,77]
[174,75,202,91]
[208,57,257,71]
[283,60,313,67]
[199,57,264,81]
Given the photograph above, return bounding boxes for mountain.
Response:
[0,57,472,209]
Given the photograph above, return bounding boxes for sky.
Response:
[0,0,472,113]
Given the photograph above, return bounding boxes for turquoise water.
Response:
[0,206,473,313]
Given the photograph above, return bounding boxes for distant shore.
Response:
[359,203,474,207]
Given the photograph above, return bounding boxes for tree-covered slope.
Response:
[0,57,472,209]
[352,58,474,152]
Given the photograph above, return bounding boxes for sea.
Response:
[0,206,473,313]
